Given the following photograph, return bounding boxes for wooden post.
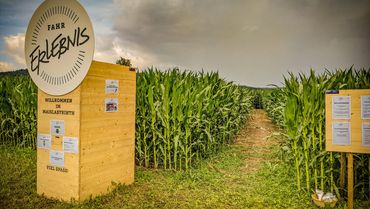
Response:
[348,153,354,209]
[340,153,346,195]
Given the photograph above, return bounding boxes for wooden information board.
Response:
[25,0,136,202]
[325,89,370,154]
[37,61,136,201]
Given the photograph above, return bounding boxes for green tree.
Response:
[116,57,132,67]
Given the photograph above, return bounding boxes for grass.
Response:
[0,136,366,208]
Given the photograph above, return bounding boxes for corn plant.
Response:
[263,68,370,200]
[1,68,253,170]
[135,68,253,170]
[0,75,37,148]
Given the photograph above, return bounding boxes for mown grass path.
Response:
[1,109,356,208]
[236,109,279,174]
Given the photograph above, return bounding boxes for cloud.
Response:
[110,0,370,86]
[0,61,15,72]
[93,34,149,68]
[79,0,152,68]
[3,33,25,68]
[1,0,368,86]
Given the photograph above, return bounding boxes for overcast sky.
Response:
[0,0,369,87]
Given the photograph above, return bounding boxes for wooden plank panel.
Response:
[38,120,80,137]
[79,61,135,201]
[81,95,135,105]
[79,121,133,132]
[81,76,136,85]
[80,159,134,200]
[81,142,134,163]
[80,105,135,116]
[81,161,134,186]
[81,134,134,146]
[87,61,136,78]
[37,87,81,201]
[326,89,370,154]
[80,150,134,175]
[37,60,136,202]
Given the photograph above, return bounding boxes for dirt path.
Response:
[236,109,279,173]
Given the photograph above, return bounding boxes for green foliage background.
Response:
[0,69,252,170]
[263,68,370,200]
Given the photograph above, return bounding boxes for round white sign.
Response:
[25,0,94,96]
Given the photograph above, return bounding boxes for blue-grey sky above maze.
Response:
[0,0,369,87]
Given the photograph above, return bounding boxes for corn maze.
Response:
[0,67,369,201]
[0,69,253,170]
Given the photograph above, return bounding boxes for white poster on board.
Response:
[106,80,119,94]
[332,96,351,119]
[63,137,79,153]
[50,120,65,136]
[361,96,370,119]
[37,134,51,149]
[105,98,118,112]
[362,123,370,147]
[332,122,351,145]
[50,150,64,167]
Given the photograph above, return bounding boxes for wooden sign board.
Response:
[25,0,95,96]
[37,61,136,201]
[26,0,136,202]
[325,89,370,154]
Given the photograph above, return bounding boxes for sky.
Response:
[0,0,369,87]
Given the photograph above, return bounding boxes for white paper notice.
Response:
[50,150,64,167]
[105,98,118,112]
[332,122,351,145]
[50,120,65,136]
[362,123,370,147]
[106,80,119,94]
[63,137,79,153]
[361,96,370,119]
[332,96,351,119]
[37,134,51,149]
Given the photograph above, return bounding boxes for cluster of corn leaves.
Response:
[136,68,253,170]
[249,89,264,109]
[262,89,285,126]
[263,68,370,200]
[0,75,37,148]
[0,69,252,171]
